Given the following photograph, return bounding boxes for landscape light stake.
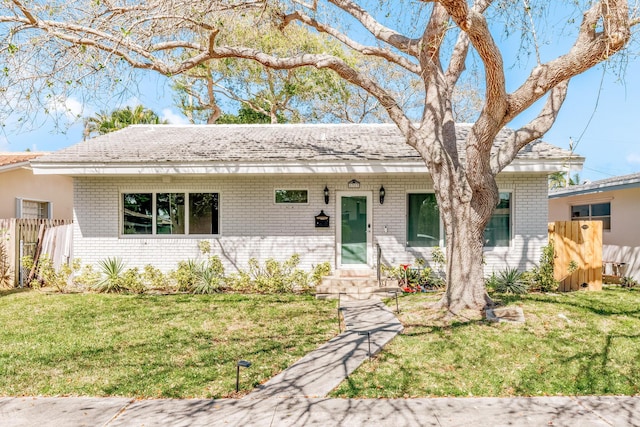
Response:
[236,360,252,393]
[358,331,371,360]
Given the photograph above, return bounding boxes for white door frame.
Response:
[336,191,373,268]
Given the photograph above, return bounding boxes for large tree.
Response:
[1,1,637,313]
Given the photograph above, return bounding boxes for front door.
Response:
[337,192,372,267]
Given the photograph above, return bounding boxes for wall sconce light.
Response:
[324,185,330,204]
[379,185,386,204]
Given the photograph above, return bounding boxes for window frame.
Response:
[16,197,52,219]
[570,202,611,231]
[120,191,221,237]
[274,189,309,205]
[483,191,513,248]
[406,191,442,248]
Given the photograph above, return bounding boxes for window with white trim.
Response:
[274,189,308,204]
[16,198,51,219]
[571,202,610,231]
[407,192,513,247]
[484,192,511,247]
[407,193,440,247]
[122,192,219,235]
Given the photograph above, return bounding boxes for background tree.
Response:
[1,1,637,314]
[84,105,167,139]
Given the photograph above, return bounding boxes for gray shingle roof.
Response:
[549,172,640,198]
[33,123,574,165]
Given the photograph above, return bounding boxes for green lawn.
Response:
[2,287,639,399]
[0,291,338,398]
[332,286,640,398]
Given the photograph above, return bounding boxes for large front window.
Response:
[406,191,512,248]
[123,192,219,235]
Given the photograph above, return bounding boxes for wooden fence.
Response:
[548,221,602,292]
[0,219,73,287]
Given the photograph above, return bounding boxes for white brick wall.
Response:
[72,172,549,276]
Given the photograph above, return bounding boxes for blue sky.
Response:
[1,10,639,183]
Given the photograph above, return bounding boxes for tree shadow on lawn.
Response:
[494,288,640,318]
[558,332,640,395]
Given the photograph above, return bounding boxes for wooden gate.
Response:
[548,221,602,291]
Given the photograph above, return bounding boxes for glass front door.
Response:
[339,194,369,265]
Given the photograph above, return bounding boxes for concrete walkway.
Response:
[246,298,403,399]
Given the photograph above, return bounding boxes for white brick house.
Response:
[32,123,579,275]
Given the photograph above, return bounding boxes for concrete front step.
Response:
[315,269,400,300]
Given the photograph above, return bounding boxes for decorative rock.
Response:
[485,306,525,323]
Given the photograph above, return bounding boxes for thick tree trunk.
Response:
[438,198,493,313]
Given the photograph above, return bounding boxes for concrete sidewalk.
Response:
[1,395,638,426]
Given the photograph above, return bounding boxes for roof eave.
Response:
[32,157,577,176]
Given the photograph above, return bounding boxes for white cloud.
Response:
[47,96,86,120]
[626,153,640,165]
[161,108,189,125]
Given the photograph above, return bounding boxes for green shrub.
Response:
[529,242,559,292]
[93,257,127,293]
[121,267,145,293]
[486,267,528,294]
[142,264,170,291]
[241,254,309,294]
[311,262,332,286]
[74,263,101,289]
[192,256,226,294]
[172,256,226,294]
[172,259,202,292]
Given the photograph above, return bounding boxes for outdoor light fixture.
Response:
[324,185,329,204]
[236,360,252,392]
[379,186,386,204]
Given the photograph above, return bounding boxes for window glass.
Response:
[407,193,440,247]
[20,200,50,219]
[484,192,511,247]
[275,189,308,204]
[189,193,219,234]
[156,193,185,235]
[572,202,611,231]
[123,193,153,234]
[571,205,590,219]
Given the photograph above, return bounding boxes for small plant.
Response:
[192,256,226,294]
[529,242,559,292]
[431,247,446,276]
[198,240,211,255]
[486,267,528,294]
[121,267,145,293]
[93,257,127,293]
[621,276,638,288]
[311,262,332,286]
[172,259,203,292]
[142,264,170,291]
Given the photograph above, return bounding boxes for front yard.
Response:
[332,286,640,397]
[0,291,337,398]
[1,287,638,398]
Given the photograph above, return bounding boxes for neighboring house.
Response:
[549,172,640,280]
[31,124,578,275]
[0,152,73,220]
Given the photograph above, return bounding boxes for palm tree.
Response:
[549,172,582,189]
[83,105,167,139]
